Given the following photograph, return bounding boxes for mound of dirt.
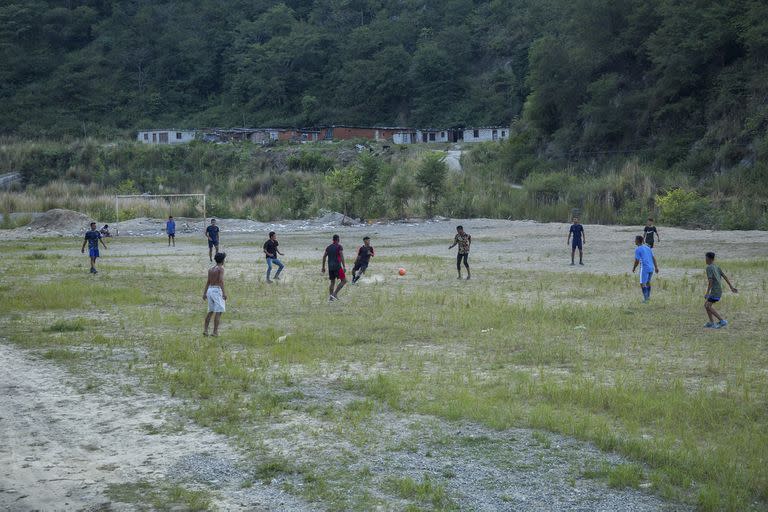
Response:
[26,209,92,232]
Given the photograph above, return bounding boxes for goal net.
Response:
[114,193,206,235]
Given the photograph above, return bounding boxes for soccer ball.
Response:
[398,267,406,276]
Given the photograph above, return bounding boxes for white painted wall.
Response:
[393,132,416,144]
[462,128,510,143]
[137,130,196,144]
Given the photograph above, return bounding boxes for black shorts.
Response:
[646,240,654,248]
[353,261,369,273]
[208,240,218,248]
[457,253,469,266]
[329,268,346,280]
[168,233,175,238]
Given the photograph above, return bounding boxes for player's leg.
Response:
[707,300,723,323]
[571,246,575,265]
[578,243,583,264]
[463,254,470,280]
[212,312,222,336]
[334,276,347,297]
[351,263,361,283]
[208,242,213,262]
[204,311,213,335]
[273,258,284,279]
[328,277,336,299]
[266,258,273,282]
[456,253,462,279]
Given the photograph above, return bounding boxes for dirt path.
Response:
[0,342,310,511]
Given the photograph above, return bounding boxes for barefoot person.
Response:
[449,225,471,280]
[643,218,660,248]
[632,235,659,303]
[567,217,585,265]
[322,234,347,301]
[166,215,176,247]
[205,218,220,262]
[203,252,227,336]
[351,236,374,284]
[703,252,738,329]
[263,231,285,283]
[81,222,108,274]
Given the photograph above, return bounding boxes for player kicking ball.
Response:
[703,252,738,329]
[632,235,659,303]
[352,236,374,284]
[322,234,347,301]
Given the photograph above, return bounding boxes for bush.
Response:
[656,188,711,227]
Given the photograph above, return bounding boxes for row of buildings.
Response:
[136,125,511,146]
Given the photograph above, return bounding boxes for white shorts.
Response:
[207,286,225,313]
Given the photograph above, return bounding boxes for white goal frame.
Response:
[114,193,206,236]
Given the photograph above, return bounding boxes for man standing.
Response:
[263,231,285,283]
[81,222,108,274]
[567,217,585,265]
[205,218,220,262]
[703,252,738,329]
[166,215,176,247]
[632,235,659,303]
[322,234,347,301]
[203,252,227,337]
[643,218,660,248]
[449,225,471,280]
[352,236,375,284]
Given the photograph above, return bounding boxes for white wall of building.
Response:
[463,127,510,143]
[137,130,196,145]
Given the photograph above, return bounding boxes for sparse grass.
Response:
[0,232,766,510]
[105,481,213,511]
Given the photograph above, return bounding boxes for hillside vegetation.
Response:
[2,1,767,157]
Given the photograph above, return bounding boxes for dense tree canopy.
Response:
[1,0,766,168]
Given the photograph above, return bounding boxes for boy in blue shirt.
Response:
[81,222,108,274]
[632,235,659,303]
[567,217,585,265]
[166,216,176,246]
[703,252,738,328]
[205,218,220,262]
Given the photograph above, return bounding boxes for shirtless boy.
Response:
[203,252,227,336]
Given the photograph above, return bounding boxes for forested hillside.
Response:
[2,0,767,170]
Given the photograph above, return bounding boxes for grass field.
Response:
[1,222,766,511]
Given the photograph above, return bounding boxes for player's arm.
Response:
[655,228,660,242]
[203,273,211,300]
[632,258,639,272]
[100,235,107,249]
[340,250,346,270]
[449,235,457,249]
[321,250,327,273]
[721,271,738,293]
[370,247,374,257]
[652,255,659,273]
[220,269,227,300]
[706,276,713,297]
[567,229,571,244]
[81,237,87,253]
[582,228,586,244]
[205,229,211,241]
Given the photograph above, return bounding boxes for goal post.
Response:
[114,193,206,236]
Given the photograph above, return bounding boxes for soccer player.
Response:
[703,252,738,329]
[567,217,585,265]
[643,218,660,248]
[166,215,176,247]
[263,231,285,283]
[352,236,375,284]
[632,235,659,303]
[205,218,220,262]
[203,252,227,337]
[449,225,471,280]
[81,221,108,274]
[322,234,347,301]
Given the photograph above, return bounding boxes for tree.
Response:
[415,153,447,217]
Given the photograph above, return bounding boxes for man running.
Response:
[567,217,586,265]
[703,252,738,329]
[205,218,220,262]
[352,236,375,284]
[322,234,347,301]
[263,231,285,283]
[449,225,471,280]
[203,252,227,337]
[166,215,176,247]
[643,218,660,248]
[632,235,659,303]
[81,221,108,274]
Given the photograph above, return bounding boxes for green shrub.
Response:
[656,188,711,227]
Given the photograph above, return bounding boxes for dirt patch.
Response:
[24,209,93,234]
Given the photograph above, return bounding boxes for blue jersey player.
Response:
[567,217,585,265]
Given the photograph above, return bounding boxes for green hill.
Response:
[2,1,767,167]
